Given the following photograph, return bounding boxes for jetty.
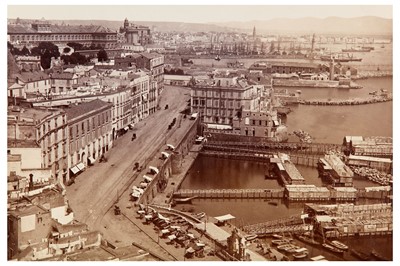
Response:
[299,95,392,106]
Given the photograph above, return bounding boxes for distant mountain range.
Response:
[8,16,392,36]
[211,16,392,36]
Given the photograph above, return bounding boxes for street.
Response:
[66,85,190,233]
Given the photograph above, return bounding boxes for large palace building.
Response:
[7,19,118,49]
[119,18,151,46]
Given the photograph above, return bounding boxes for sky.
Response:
[7,3,393,24]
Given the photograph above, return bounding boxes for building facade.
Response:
[8,106,69,186]
[8,20,118,49]
[119,18,151,46]
[49,72,79,94]
[65,99,113,182]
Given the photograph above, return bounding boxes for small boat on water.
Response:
[293,247,308,259]
[322,243,344,254]
[193,212,206,219]
[272,234,283,239]
[268,201,278,206]
[350,248,370,261]
[271,239,291,245]
[245,234,258,241]
[330,240,348,250]
[215,55,221,61]
[277,244,300,253]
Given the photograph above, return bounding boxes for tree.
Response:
[67,42,83,51]
[269,41,275,54]
[63,47,71,54]
[97,49,108,62]
[31,42,60,69]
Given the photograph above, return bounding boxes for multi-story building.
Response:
[191,76,259,125]
[7,19,118,49]
[49,72,79,94]
[65,99,113,182]
[130,71,150,121]
[7,106,69,185]
[119,18,151,46]
[133,53,165,97]
[8,71,51,98]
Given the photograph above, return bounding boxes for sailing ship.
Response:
[322,243,345,254]
[292,247,309,259]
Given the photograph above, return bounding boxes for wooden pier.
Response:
[203,141,342,156]
[173,188,285,199]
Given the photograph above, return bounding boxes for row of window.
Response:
[69,111,111,138]
[192,99,241,108]
[193,89,243,98]
[10,33,117,41]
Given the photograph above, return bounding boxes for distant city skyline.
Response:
[7,5,392,24]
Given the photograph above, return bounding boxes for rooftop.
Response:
[8,24,116,34]
[65,99,112,120]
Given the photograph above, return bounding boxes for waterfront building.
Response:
[7,19,118,49]
[273,153,305,185]
[65,99,113,182]
[343,136,392,157]
[227,228,250,261]
[304,203,393,238]
[270,62,319,74]
[120,18,151,46]
[8,106,69,186]
[347,155,392,173]
[317,154,354,187]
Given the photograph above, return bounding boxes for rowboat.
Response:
[330,240,348,250]
[322,243,344,254]
[293,247,308,259]
[245,234,258,241]
[271,239,291,245]
[272,234,283,239]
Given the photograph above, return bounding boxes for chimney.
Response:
[29,173,34,191]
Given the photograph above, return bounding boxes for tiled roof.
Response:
[139,52,162,59]
[8,24,116,34]
[65,99,112,120]
[50,72,77,80]
[54,221,87,234]
[12,71,50,83]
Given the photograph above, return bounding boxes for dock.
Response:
[173,189,285,199]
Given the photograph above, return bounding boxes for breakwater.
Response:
[299,95,392,106]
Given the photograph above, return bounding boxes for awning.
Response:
[145,215,153,220]
[187,233,196,239]
[124,126,129,131]
[149,166,159,174]
[214,214,236,222]
[76,162,85,171]
[70,166,80,175]
[186,247,195,253]
[167,235,176,240]
[88,157,96,164]
[161,152,170,158]
[137,210,146,214]
[167,144,175,150]
[143,175,153,183]
[161,229,170,234]
[273,120,280,126]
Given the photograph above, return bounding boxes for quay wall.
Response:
[299,95,392,106]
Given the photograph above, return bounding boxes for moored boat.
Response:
[245,234,258,241]
[271,239,291,245]
[293,247,308,259]
[193,212,206,219]
[272,234,283,239]
[330,240,348,250]
[322,243,344,254]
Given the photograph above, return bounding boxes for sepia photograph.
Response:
[4,0,396,262]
